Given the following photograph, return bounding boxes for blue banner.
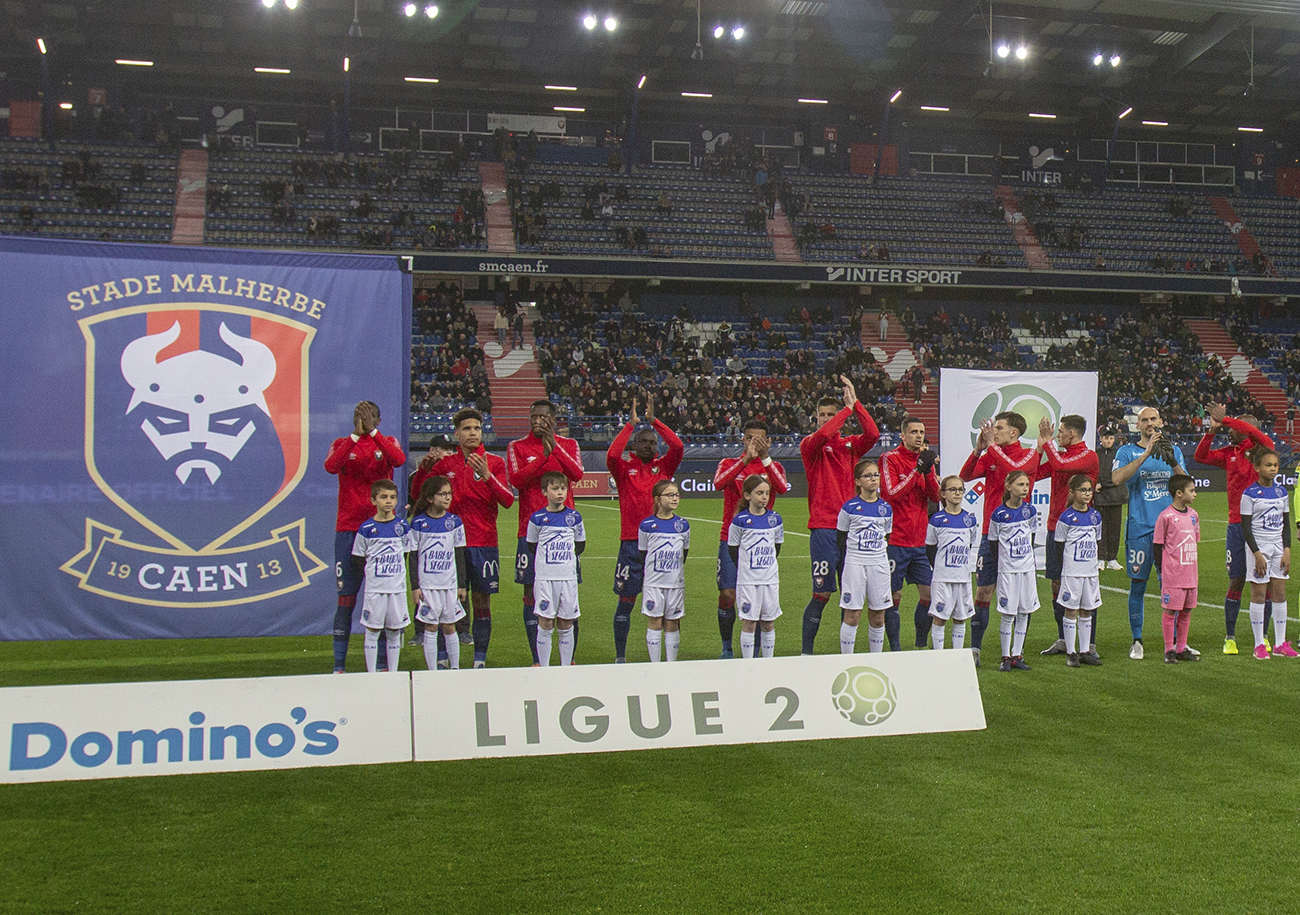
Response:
[0,237,411,640]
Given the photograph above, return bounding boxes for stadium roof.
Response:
[4,0,1300,137]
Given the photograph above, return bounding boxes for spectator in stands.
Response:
[656,192,673,216]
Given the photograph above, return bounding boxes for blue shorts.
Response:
[613,539,645,597]
[716,541,738,591]
[514,535,534,586]
[889,544,933,592]
[810,528,840,594]
[1126,530,1154,581]
[1226,524,1246,580]
[976,535,999,588]
[335,530,361,596]
[466,546,501,594]
[1045,533,1064,582]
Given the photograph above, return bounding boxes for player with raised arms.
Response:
[507,399,584,664]
[958,410,1040,667]
[836,460,893,653]
[925,476,980,650]
[879,415,940,651]
[1193,402,1274,654]
[606,395,684,663]
[800,375,880,655]
[429,408,514,668]
[325,400,406,673]
[713,420,788,658]
[1111,406,1187,661]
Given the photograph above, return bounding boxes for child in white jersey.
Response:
[728,474,784,659]
[925,476,980,650]
[351,479,411,673]
[1239,450,1293,659]
[1154,474,1203,663]
[407,476,468,670]
[527,471,587,667]
[836,460,894,653]
[1054,474,1104,668]
[989,470,1039,672]
[639,480,691,662]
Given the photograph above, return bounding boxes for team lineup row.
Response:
[325,383,1294,671]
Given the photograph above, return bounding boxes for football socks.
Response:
[801,594,829,654]
[840,622,858,654]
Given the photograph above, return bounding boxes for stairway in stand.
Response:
[1208,196,1266,268]
[1185,318,1292,442]
[170,149,208,245]
[470,302,546,441]
[479,161,516,253]
[994,186,1051,270]
[767,203,801,262]
[859,313,938,437]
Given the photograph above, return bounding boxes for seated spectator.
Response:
[656,192,672,216]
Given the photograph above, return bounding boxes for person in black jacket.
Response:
[1093,427,1126,570]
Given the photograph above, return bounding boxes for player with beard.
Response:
[798,376,880,654]
[879,416,939,652]
[507,400,584,663]
[606,395,684,663]
[325,401,406,673]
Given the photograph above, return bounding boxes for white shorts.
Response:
[929,580,975,621]
[1246,543,1290,585]
[1057,576,1102,611]
[996,570,1040,616]
[737,582,782,621]
[641,586,685,620]
[533,579,581,620]
[839,562,893,612]
[417,588,467,625]
[360,592,410,631]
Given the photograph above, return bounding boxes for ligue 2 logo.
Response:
[62,303,326,607]
[830,666,898,727]
[970,384,1062,450]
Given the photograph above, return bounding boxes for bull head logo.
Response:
[120,321,276,485]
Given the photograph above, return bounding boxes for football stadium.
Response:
[5,1,1300,912]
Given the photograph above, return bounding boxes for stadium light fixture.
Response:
[545,85,578,91]
[996,43,1009,59]
[1119,106,1133,119]
[1110,53,1121,67]
[404,3,416,15]
[582,13,597,30]
[1028,112,1055,118]
[284,0,298,9]
[1142,120,1168,126]
[554,106,585,112]
[732,26,744,40]
[1015,44,1028,60]
[425,4,438,18]
[115,59,154,66]
[59,102,73,110]
[343,57,350,72]
[404,76,439,83]
[37,37,47,54]
[890,88,902,103]
[637,74,647,89]
[261,0,275,7]
[254,67,291,74]
[920,105,949,112]
[713,25,724,38]
[681,91,712,98]
[1239,126,1263,132]
[798,98,828,105]
[604,15,617,31]
[1093,53,1104,66]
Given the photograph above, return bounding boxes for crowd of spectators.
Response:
[410,283,491,415]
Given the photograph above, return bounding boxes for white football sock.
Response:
[558,627,575,666]
[647,629,662,662]
[665,630,680,662]
[363,630,380,673]
[761,629,775,658]
[1274,602,1288,645]
[840,622,858,654]
[445,630,460,670]
[867,625,885,653]
[1063,617,1078,654]
[931,622,945,650]
[1250,602,1266,647]
[423,638,439,671]
[951,620,966,650]
[385,631,403,672]
[999,613,1014,657]
[1012,613,1030,656]
[740,630,756,659]
[1078,615,1093,652]
[537,627,553,667]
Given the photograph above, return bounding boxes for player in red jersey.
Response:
[1033,415,1101,659]
[607,395,684,662]
[506,399,584,663]
[713,419,789,658]
[799,376,880,654]
[1194,403,1274,653]
[959,410,1040,667]
[430,408,514,667]
[324,400,406,672]
[879,416,940,651]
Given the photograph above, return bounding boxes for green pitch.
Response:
[3,492,1297,914]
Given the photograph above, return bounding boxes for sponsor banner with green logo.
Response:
[412,653,985,761]
[938,369,1098,549]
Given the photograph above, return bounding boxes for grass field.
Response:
[4,491,1299,914]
